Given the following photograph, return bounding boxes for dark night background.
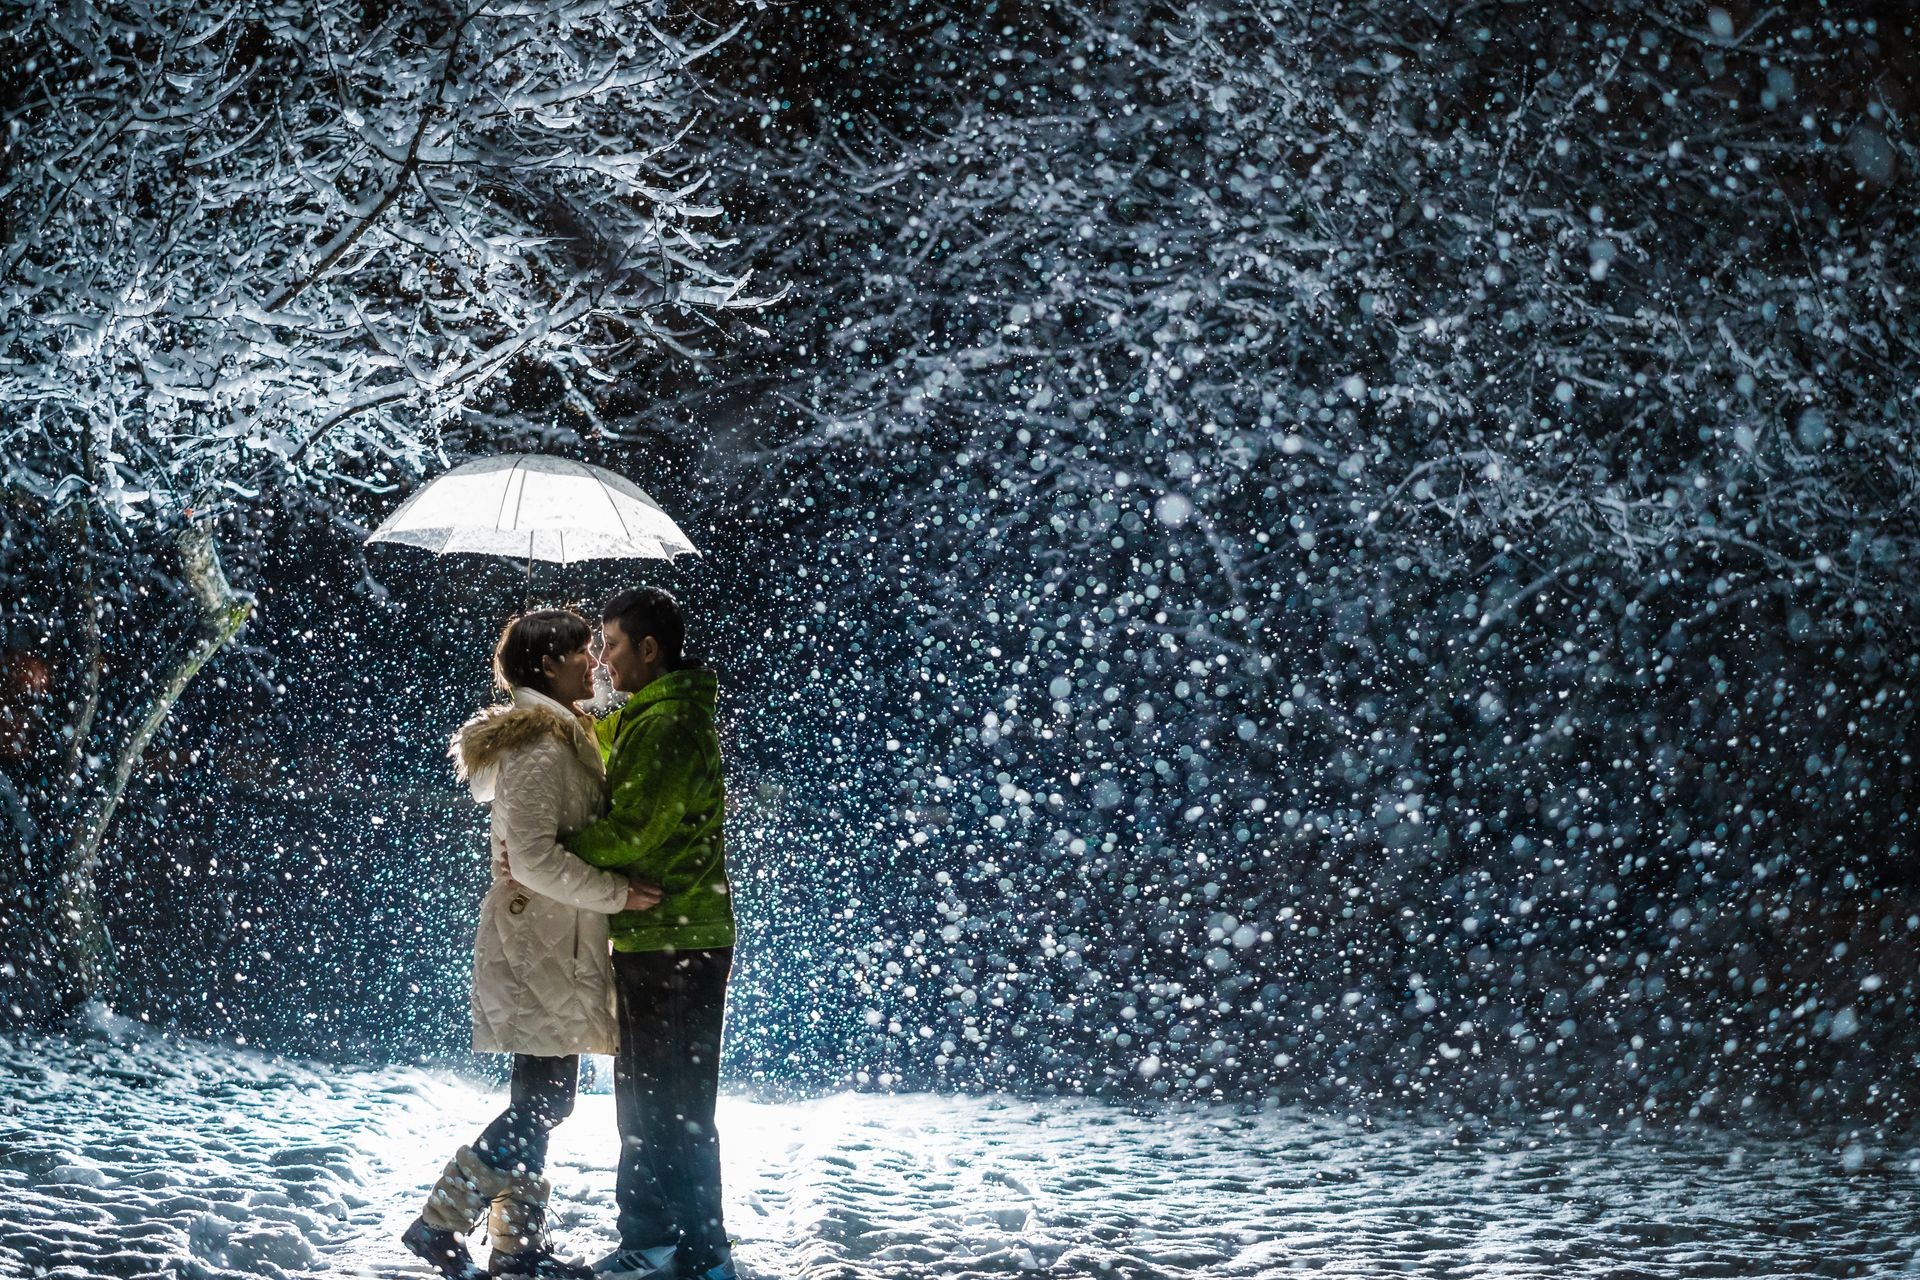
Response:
[4,0,1918,1140]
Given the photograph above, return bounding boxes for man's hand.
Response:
[623,880,663,913]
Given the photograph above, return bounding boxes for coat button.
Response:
[508,895,529,915]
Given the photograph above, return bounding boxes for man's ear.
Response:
[639,634,661,663]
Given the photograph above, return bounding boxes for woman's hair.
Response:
[493,607,592,697]
[601,586,698,671]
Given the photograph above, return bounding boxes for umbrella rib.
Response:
[495,454,527,531]
[598,473,636,545]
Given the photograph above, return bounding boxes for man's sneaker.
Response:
[590,1243,678,1279]
[678,1253,738,1280]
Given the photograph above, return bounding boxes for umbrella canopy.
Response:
[366,453,698,564]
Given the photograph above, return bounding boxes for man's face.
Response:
[598,618,661,694]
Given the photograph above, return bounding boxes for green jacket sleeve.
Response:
[567,713,703,884]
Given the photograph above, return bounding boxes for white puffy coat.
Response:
[455,686,630,1057]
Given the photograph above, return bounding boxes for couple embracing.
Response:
[402,587,736,1280]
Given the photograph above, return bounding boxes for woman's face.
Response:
[541,644,595,708]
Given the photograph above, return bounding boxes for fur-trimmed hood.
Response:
[451,687,603,803]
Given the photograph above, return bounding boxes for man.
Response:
[567,587,736,1280]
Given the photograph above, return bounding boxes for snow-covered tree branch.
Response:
[668,0,1917,1106]
[0,0,754,1011]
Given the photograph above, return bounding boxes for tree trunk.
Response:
[56,497,103,799]
[53,522,252,1011]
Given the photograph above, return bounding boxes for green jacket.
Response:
[568,668,734,952]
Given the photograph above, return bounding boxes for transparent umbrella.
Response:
[366,454,699,577]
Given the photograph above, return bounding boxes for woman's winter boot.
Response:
[402,1218,486,1280]
[403,1146,515,1279]
[487,1171,592,1278]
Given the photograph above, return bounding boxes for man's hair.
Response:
[602,586,696,671]
[494,607,592,697]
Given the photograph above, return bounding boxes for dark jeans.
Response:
[475,1053,578,1176]
[612,947,732,1268]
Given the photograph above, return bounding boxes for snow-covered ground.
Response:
[1,1024,1916,1279]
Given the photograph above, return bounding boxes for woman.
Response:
[403,609,659,1280]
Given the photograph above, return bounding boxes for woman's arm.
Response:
[493,738,633,914]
